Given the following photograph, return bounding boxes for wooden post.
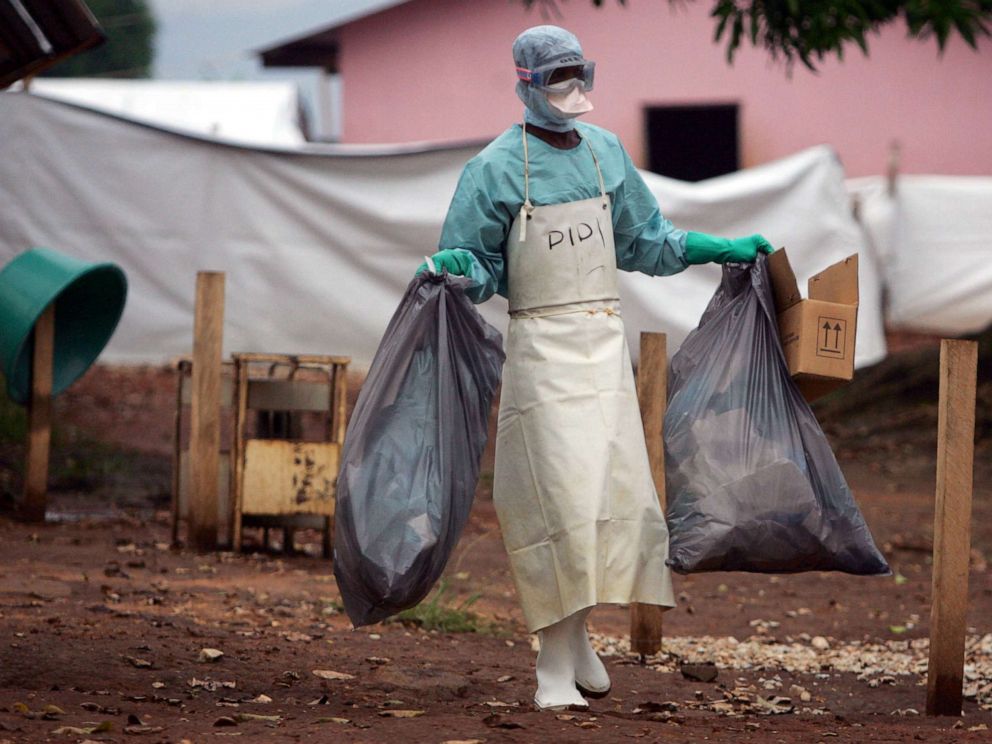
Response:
[630,332,668,657]
[23,304,55,522]
[926,339,978,716]
[334,363,348,446]
[325,362,348,559]
[231,355,249,552]
[170,361,186,547]
[188,272,225,551]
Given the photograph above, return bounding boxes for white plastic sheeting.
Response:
[849,175,992,335]
[626,147,887,368]
[0,93,886,369]
[21,80,306,146]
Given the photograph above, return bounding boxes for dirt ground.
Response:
[1,358,991,743]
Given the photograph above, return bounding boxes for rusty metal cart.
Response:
[230,353,349,558]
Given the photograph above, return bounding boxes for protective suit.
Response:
[441,120,685,632]
[423,25,771,710]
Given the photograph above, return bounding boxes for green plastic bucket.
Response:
[0,248,127,405]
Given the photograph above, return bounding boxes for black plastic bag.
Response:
[664,255,890,576]
[333,272,505,627]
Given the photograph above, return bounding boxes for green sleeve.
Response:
[437,164,508,304]
[612,146,689,277]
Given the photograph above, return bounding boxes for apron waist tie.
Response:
[509,298,621,319]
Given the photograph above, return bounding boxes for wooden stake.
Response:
[170,361,186,547]
[334,363,348,446]
[188,272,225,551]
[630,332,668,657]
[326,362,349,558]
[231,355,249,552]
[926,339,977,716]
[23,304,55,522]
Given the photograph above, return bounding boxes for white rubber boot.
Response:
[534,615,588,711]
[569,607,611,698]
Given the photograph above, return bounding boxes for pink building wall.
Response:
[336,0,992,177]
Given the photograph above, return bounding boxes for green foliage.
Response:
[393,580,497,634]
[0,389,130,492]
[50,441,131,491]
[0,390,27,444]
[712,0,992,70]
[42,0,156,78]
[521,0,992,70]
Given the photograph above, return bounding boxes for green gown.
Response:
[438,122,690,301]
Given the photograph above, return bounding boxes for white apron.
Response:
[492,128,675,632]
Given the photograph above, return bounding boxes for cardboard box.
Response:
[767,249,858,401]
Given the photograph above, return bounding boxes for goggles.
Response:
[516,59,595,93]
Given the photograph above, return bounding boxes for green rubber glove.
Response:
[684,232,775,265]
[415,248,476,277]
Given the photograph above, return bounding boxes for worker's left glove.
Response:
[684,232,774,265]
[415,248,476,277]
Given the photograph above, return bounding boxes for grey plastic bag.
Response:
[664,254,890,575]
[333,272,504,627]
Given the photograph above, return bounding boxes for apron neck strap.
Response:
[521,122,532,210]
[583,137,607,200]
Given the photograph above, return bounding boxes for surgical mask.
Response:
[546,86,593,118]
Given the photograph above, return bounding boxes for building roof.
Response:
[0,0,103,87]
[258,30,340,71]
[257,0,409,71]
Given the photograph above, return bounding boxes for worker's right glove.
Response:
[684,232,774,265]
[415,248,476,277]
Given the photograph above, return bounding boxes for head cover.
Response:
[512,25,594,133]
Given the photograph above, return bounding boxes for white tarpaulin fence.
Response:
[0,93,893,370]
[15,79,307,147]
[848,174,992,335]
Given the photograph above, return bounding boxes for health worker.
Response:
[417,25,774,711]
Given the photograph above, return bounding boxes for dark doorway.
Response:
[644,103,739,181]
